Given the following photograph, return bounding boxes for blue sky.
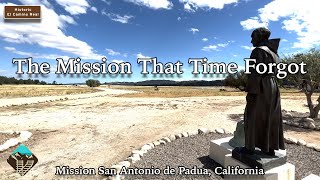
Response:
[0,0,319,84]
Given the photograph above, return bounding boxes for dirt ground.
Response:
[0,88,317,179]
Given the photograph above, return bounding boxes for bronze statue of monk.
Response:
[243,27,285,156]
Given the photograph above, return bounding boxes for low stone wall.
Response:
[0,130,32,152]
[283,111,320,131]
[283,119,320,131]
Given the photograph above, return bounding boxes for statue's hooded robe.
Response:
[244,39,285,152]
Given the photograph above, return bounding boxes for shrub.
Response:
[86,79,101,87]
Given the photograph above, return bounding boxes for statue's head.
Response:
[251,27,271,47]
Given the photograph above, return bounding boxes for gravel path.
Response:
[126,133,320,180]
[286,143,320,179]
[127,133,228,180]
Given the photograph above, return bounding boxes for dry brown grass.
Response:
[110,86,244,98]
[0,85,101,98]
[0,102,49,113]
[110,85,317,98]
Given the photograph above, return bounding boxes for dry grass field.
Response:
[0,85,318,179]
[0,85,316,99]
[0,85,101,98]
[110,85,316,98]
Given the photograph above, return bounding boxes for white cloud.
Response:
[19,0,41,4]
[240,0,320,49]
[111,60,125,64]
[101,9,107,15]
[104,13,134,24]
[0,3,102,59]
[106,49,121,56]
[240,16,268,30]
[4,46,69,60]
[126,0,173,10]
[241,45,254,50]
[189,28,199,34]
[91,7,98,13]
[177,17,181,21]
[102,0,111,5]
[137,53,150,58]
[202,45,218,52]
[217,43,228,47]
[19,0,51,7]
[180,0,238,11]
[55,0,90,15]
[282,39,288,42]
[4,47,15,51]
[202,43,229,51]
[233,54,238,57]
[59,15,76,26]
[202,38,208,42]
[184,3,195,12]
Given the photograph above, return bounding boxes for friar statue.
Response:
[242,27,285,156]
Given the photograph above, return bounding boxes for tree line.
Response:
[0,76,47,85]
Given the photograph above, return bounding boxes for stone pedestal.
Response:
[209,137,286,166]
[232,147,287,171]
[209,137,233,166]
[224,154,295,180]
[209,137,293,180]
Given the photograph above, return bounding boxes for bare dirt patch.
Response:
[0,87,316,179]
[284,125,320,146]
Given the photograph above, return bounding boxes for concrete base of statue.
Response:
[224,154,295,180]
[209,137,293,180]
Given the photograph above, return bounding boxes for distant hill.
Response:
[0,75,224,86]
[105,80,224,86]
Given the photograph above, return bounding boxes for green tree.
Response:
[224,70,247,91]
[0,76,48,85]
[282,49,320,118]
[85,79,101,87]
[34,79,40,84]
[26,79,33,84]
[18,79,24,84]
